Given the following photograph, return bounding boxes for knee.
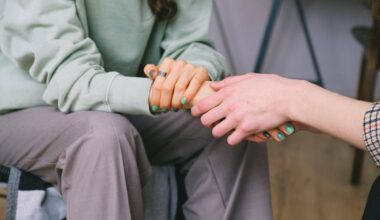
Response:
[68,111,140,156]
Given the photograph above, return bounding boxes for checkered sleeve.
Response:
[363,102,380,167]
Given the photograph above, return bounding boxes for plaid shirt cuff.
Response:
[363,102,380,167]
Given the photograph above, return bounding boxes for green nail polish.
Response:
[277,132,286,141]
[149,69,155,78]
[173,108,179,112]
[285,123,295,135]
[162,108,169,113]
[151,106,159,112]
[263,131,271,138]
[181,97,187,105]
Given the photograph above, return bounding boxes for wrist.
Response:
[286,80,317,124]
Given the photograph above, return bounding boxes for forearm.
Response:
[289,81,371,149]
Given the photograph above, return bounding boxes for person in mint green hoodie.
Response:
[0,0,272,219]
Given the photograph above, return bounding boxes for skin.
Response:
[145,61,291,143]
[191,73,372,149]
[144,58,209,112]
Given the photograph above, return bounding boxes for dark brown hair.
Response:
[148,0,177,21]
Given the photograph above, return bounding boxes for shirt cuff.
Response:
[107,74,154,116]
[363,102,380,167]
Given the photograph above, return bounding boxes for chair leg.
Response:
[350,25,380,185]
[351,149,365,185]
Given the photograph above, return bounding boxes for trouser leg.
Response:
[0,107,151,220]
[129,110,273,220]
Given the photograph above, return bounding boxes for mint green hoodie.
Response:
[0,0,228,116]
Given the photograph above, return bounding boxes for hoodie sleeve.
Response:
[160,0,230,81]
[0,0,154,115]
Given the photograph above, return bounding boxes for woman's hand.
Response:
[191,73,304,145]
[145,66,296,144]
[245,122,300,143]
[144,58,210,112]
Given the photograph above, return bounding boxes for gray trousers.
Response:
[0,107,272,220]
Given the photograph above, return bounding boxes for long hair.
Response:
[148,0,177,21]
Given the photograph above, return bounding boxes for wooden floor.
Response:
[0,132,378,220]
[268,132,379,220]
[0,188,5,220]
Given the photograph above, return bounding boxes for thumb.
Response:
[144,64,159,80]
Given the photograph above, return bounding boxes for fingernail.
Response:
[151,106,159,112]
[181,97,187,105]
[284,123,295,135]
[277,132,286,141]
[149,69,155,78]
[173,108,179,112]
[263,131,271,138]
[162,108,169,113]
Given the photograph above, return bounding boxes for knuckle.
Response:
[231,112,242,123]
[164,57,174,63]
[197,67,207,74]
[152,82,162,91]
[198,67,209,78]
[185,63,195,71]
[240,122,253,133]
[175,83,186,91]
[197,101,208,112]
[227,102,238,113]
[177,60,187,66]
[191,76,202,84]
[162,84,173,93]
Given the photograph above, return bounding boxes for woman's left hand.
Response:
[144,58,210,112]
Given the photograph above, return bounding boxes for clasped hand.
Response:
[144,59,297,145]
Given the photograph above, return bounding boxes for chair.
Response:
[0,164,178,220]
[351,1,380,185]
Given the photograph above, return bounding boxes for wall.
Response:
[209,0,376,97]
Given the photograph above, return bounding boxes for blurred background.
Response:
[207,0,379,219]
[210,0,375,96]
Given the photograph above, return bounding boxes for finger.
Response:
[278,122,296,135]
[210,73,255,90]
[200,104,228,128]
[262,131,273,139]
[144,64,158,80]
[182,67,209,106]
[255,132,270,140]
[211,116,237,138]
[159,60,186,111]
[227,129,249,146]
[245,135,267,143]
[171,64,195,109]
[191,91,224,117]
[149,59,173,112]
[268,129,286,142]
